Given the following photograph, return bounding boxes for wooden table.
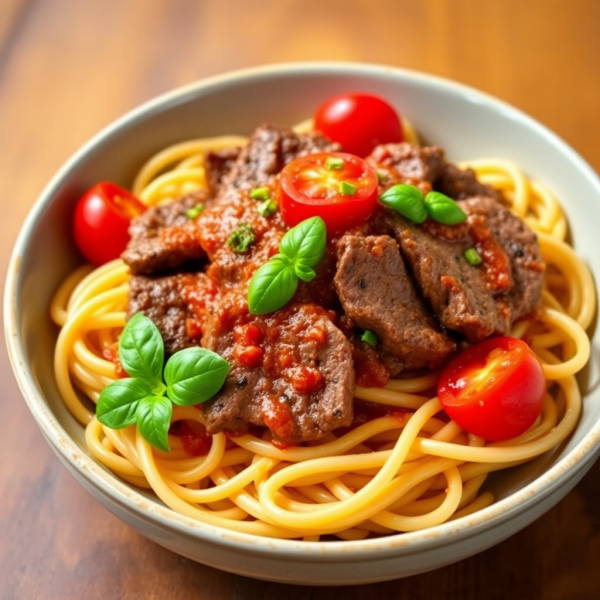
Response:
[1,1,599,598]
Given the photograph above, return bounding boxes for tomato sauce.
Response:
[467,214,513,291]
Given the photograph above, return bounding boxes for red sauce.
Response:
[467,214,512,291]
[169,420,212,456]
[102,342,128,378]
[261,395,296,440]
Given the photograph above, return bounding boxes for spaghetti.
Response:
[51,125,595,541]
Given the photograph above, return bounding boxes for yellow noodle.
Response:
[50,125,596,539]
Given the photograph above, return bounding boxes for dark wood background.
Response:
[1,1,599,598]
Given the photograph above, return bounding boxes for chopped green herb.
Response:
[465,248,483,266]
[186,204,205,219]
[250,186,271,200]
[376,171,387,183]
[257,199,278,218]
[361,330,378,347]
[339,181,357,196]
[325,156,344,170]
[227,222,256,253]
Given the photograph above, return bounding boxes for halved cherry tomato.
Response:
[73,182,146,266]
[437,337,546,441]
[278,152,379,233]
[314,92,404,157]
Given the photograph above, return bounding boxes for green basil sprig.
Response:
[424,191,467,225]
[248,216,327,315]
[379,184,467,226]
[379,184,427,223]
[97,313,229,452]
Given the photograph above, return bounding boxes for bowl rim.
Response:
[5,60,600,561]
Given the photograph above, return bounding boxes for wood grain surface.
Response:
[1,1,599,598]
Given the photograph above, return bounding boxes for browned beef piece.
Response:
[223,124,340,190]
[202,294,354,443]
[461,196,544,320]
[369,143,445,183]
[435,163,504,203]
[122,192,208,274]
[334,234,455,370]
[204,147,240,194]
[382,211,512,342]
[368,142,503,203]
[128,272,218,355]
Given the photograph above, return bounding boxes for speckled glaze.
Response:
[5,63,600,585]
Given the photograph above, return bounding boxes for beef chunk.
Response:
[128,272,218,355]
[334,234,455,369]
[368,143,446,183]
[204,147,241,195]
[122,192,208,274]
[461,196,543,320]
[223,124,340,190]
[202,295,354,443]
[436,163,504,203]
[382,212,512,342]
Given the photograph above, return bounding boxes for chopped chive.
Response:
[339,181,357,196]
[325,156,344,170]
[227,222,256,253]
[361,330,378,347]
[186,204,205,219]
[464,248,483,266]
[257,199,278,218]
[250,186,270,200]
[376,171,386,183]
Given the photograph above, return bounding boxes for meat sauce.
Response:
[422,214,513,292]
[123,126,544,446]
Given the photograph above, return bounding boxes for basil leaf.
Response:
[119,313,164,383]
[96,378,152,429]
[279,216,327,268]
[295,263,316,283]
[424,191,467,225]
[248,255,298,315]
[379,184,427,224]
[164,347,230,406]
[136,395,172,452]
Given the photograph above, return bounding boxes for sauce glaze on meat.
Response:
[122,125,544,443]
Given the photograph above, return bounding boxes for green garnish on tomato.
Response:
[278,152,378,234]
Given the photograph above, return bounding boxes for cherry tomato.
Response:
[278,152,379,234]
[437,337,546,441]
[314,92,404,157]
[73,182,146,266]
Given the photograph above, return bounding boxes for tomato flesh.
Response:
[437,337,546,441]
[278,152,379,234]
[73,182,146,266]
[314,92,404,157]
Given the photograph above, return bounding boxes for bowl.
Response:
[5,62,600,585]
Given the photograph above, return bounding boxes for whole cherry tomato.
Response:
[278,152,379,234]
[314,92,404,157]
[73,182,146,266]
[437,337,546,441]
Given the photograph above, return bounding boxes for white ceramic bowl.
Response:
[5,62,600,585]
